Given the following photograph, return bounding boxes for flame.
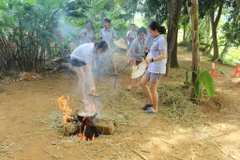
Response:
[57,95,73,124]
[57,96,97,140]
[84,103,96,115]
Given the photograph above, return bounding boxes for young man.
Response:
[126,24,137,48]
[99,18,118,76]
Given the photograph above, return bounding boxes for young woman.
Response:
[99,18,118,76]
[70,41,108,105]
[79,20,95,45]
[139,22,167,114]
[126,27,148,91]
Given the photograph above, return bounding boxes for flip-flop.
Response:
[144,108,157,114]
[88,93,99,97]
[142,104,153,110]
[80,100,89,105]
[104,72,109,76]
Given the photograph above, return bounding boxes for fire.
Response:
[57,95,73,124]
[78,103,97,140]
[57,96,98,140]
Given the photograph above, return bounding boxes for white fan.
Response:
[131,53,151,79]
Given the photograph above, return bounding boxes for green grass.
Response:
[219,47,240,65]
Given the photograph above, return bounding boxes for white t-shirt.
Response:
[147,35,167,74]
[126,30,137,45]
[70,43,96,65]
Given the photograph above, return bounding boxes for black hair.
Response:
[95,41,108,52]
[85,20,92,25]
[148,22,166,34]
[131,24,135,26]
[137,27,147,35]
[103,18,111,24]
[85,19,94,30]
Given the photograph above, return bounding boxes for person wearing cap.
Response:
[70,41,109,105]
[125,24,137,48]
[126,27,148,91]
[79,20,95,45]
[99,18,118,76]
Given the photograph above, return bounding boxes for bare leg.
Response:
[133,61,141,88]
[110,54,117,75]
[127,60,136,90]
[149,81,159,112]
[83,65,96,93]
[140,75,152,104]
[74,67,88,104]
[104,56,109,74]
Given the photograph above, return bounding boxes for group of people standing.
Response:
[70,18,167,114]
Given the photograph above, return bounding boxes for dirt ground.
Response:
[0,47,240,160]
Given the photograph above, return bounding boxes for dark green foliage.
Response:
[0,0,64,72]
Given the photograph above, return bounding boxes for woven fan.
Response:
[113,39,128,50]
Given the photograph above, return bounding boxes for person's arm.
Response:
[99,29,103,41]
[125,31,130,39]
[146,38,167,64]
[126,51,132,64]
[126,39,136,64]
[112,29,117,41]
[146,50,167,64]
[92,58,97,69]
[85,65,96,94]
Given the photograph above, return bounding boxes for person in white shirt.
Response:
[126,24,137,48]
[140,22,167,114]
[70,41,108,105]
[99,18,118,76]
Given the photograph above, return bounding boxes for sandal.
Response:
[80,100,89,105]
[144,108,158,114]
[104,72,109,76]
[142,104,153,110]
[88,92,99,97]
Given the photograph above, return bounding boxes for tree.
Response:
[166,0,182,74]
[188,0,200,98]
[220,0,240,59]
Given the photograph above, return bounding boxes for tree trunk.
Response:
[190,0,200,98]
[210,13,219,61]
[210,2,223,61]
[220,40,231,59]
[166,0,182,75]
[183,25,186,41]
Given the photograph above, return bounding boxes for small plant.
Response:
[180,68,230,100]
[193,69,214,99]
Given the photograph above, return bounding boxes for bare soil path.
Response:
[0,47,240,160]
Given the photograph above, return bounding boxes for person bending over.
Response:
[70,41,108,105]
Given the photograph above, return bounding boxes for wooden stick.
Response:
[130,148,148,160]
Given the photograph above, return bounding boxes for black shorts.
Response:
[70,59,86,67]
